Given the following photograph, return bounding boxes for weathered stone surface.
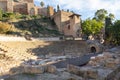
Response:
[9,66,24,75]
[86,69,98,79]
[47,65,57,73]
[104,58,117,68]
[23,65,45,74]
[67,64,80,75]
[86,40,104,53]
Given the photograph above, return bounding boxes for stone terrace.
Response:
[0,40,88,78]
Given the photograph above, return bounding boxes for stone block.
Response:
[47,65,57,73]
[105,58,116,68]
[103,52,112,58]
[67,64,80,75]
[23,65,45,74]
[9,66,24,75]
[88,61,98,66]
[86,69,98,79]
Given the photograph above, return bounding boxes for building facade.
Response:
[53,11,82,37]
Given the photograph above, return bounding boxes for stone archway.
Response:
[91,46,96,53]
[87,40,104,53]
[30,8,35,15]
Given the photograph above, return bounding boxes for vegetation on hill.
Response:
[0,22,12,34]
[0,9,61,37]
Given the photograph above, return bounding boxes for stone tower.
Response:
[47,6,54,17]
[68,14,81,37]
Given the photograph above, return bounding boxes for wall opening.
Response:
[91,46,96,53]
[68,25,70,30]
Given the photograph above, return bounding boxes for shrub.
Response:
[0,22,11,34]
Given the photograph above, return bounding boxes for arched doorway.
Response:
[91,46,96,53]
[30,8,35,15]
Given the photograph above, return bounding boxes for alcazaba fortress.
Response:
[0,0,82,37]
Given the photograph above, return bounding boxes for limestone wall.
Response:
[23,0,33,3]
[38,7,48,16]
[61,11,73,32]
[7,0,13,12]
[0,1,7,12]
[53,11,61,31]
[47,6,54,17]
[13,2,28,14]
[69,15,81,37]
[27,3,36,15]
[0,36,27,41]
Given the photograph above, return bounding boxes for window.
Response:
[68,25,70,30]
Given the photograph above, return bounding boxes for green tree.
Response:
[108,13,115,20]
[40,1,44,7]
[94,9,115,22]
[109,20,120,45]
[94,9,108,22]
[82,19,103,36]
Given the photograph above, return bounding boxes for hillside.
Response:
[0,15,62,37]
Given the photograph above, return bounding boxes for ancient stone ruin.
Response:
[0,38,119,80]
[5,47,120,80]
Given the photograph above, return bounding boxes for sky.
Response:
[34,0,120,20]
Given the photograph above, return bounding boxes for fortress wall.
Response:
[0,1,7,12]
[13,2,28,14]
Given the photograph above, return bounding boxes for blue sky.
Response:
[34,0,120,20]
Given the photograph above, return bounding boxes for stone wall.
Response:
[27,3,36,15]
[7,0,13,12]
[23,0,33,3]
[63,15,81,37]
[38,8,48,16]
[33,40,88,56]
[53,11,82,37]
[53,11,61,31]
[47,6,54,17]
[13,2,28,14]
[0,1,7,12]
[0,0,53,16]
[53,11,73,32]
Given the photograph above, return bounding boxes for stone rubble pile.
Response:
[9,48,120,80]
[88,52,120,68]
[67,50,120,80]
[10,56,69,75]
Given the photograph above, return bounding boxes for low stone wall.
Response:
[33,37,60,41]
[0,36,61,41]
[0,36,27,41]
